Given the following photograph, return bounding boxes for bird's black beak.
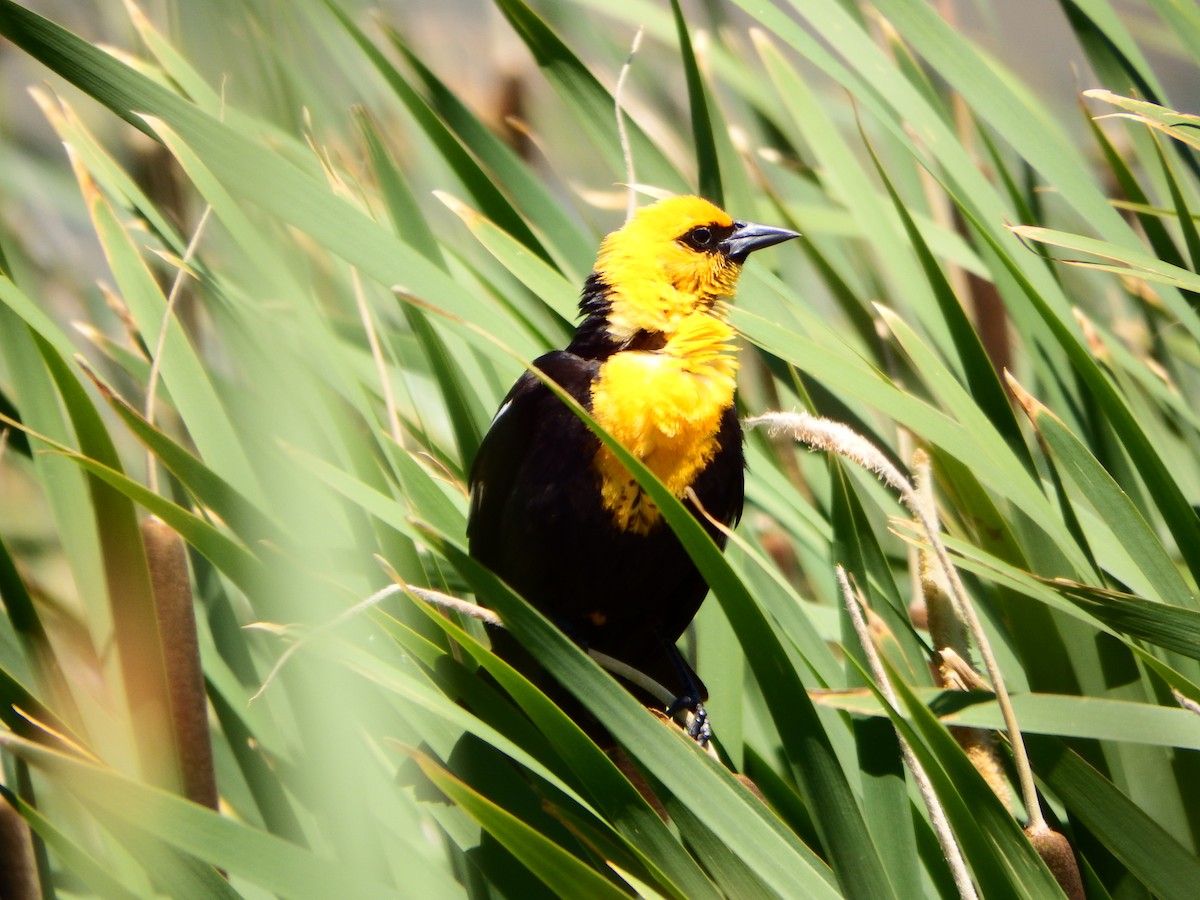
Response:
[719,220,801,264]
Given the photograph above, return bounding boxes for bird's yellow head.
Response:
[588,196,797,346]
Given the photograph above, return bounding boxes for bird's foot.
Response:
[665,696,711,749]
[686,702,711,748]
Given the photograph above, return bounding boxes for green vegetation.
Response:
[1,1,1199,896]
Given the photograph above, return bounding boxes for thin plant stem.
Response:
[615,26,645,223]
[145,204,212,495]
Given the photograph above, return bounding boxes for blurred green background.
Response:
[2,1,1200,897]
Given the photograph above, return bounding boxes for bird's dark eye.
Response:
[679,221,733,252]
[681,225,714,251]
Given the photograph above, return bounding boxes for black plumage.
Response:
[467,346,743,703]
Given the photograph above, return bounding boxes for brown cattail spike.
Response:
[142,516,218,811]
[0,790,39,900]
[1025,825,1085,900]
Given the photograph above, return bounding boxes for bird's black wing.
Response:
[466,350,606,725]
[467,350,600,598]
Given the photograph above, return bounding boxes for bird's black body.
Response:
[467,345,744,700]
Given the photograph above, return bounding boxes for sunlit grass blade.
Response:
[1156,147,1200,278]
[382,25,597,276]
[320,1,550,263]
[436,192,577,339]
[1010,224,1200,302]
[670,0,721,206]
[72,148,261,498]
[1010,377,1196,607]
[4,786,142,900]
[815,687,1200,752]
[90,376,286,547]
[0,526,86,733]
[31,86,186,255]
[435,529,845,898]
[866,138,1031,470]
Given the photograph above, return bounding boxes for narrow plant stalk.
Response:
[1173,688,1200,717]
[249,581,409,702]
[615,26,645,223]
[142,516,217,811]
[747,411,1047,831]
[837,566,978,900]
[398,583,502,627]
[144,204,212,495]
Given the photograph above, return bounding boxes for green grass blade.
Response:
[3,786,143,900]
[319,1,551,264]
[670,0,721,205]
[865,139,1033,472]
[817,687,1200,752]
[412,749,629,899]
[438,532,843,898]
[383,27,596,275]
[1017,388,1196,608]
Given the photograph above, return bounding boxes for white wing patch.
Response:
[490,400,513,426]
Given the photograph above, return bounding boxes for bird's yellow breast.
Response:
[590,312,738,534]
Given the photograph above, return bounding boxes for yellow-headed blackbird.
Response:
[468,196,798,722]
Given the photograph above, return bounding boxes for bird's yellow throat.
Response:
[590,310,738,534]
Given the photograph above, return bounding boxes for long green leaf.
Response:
[412,750,628,900]
[815,688,1200,751]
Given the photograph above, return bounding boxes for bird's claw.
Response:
[687,702,711,748]
[665,696,711,749]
